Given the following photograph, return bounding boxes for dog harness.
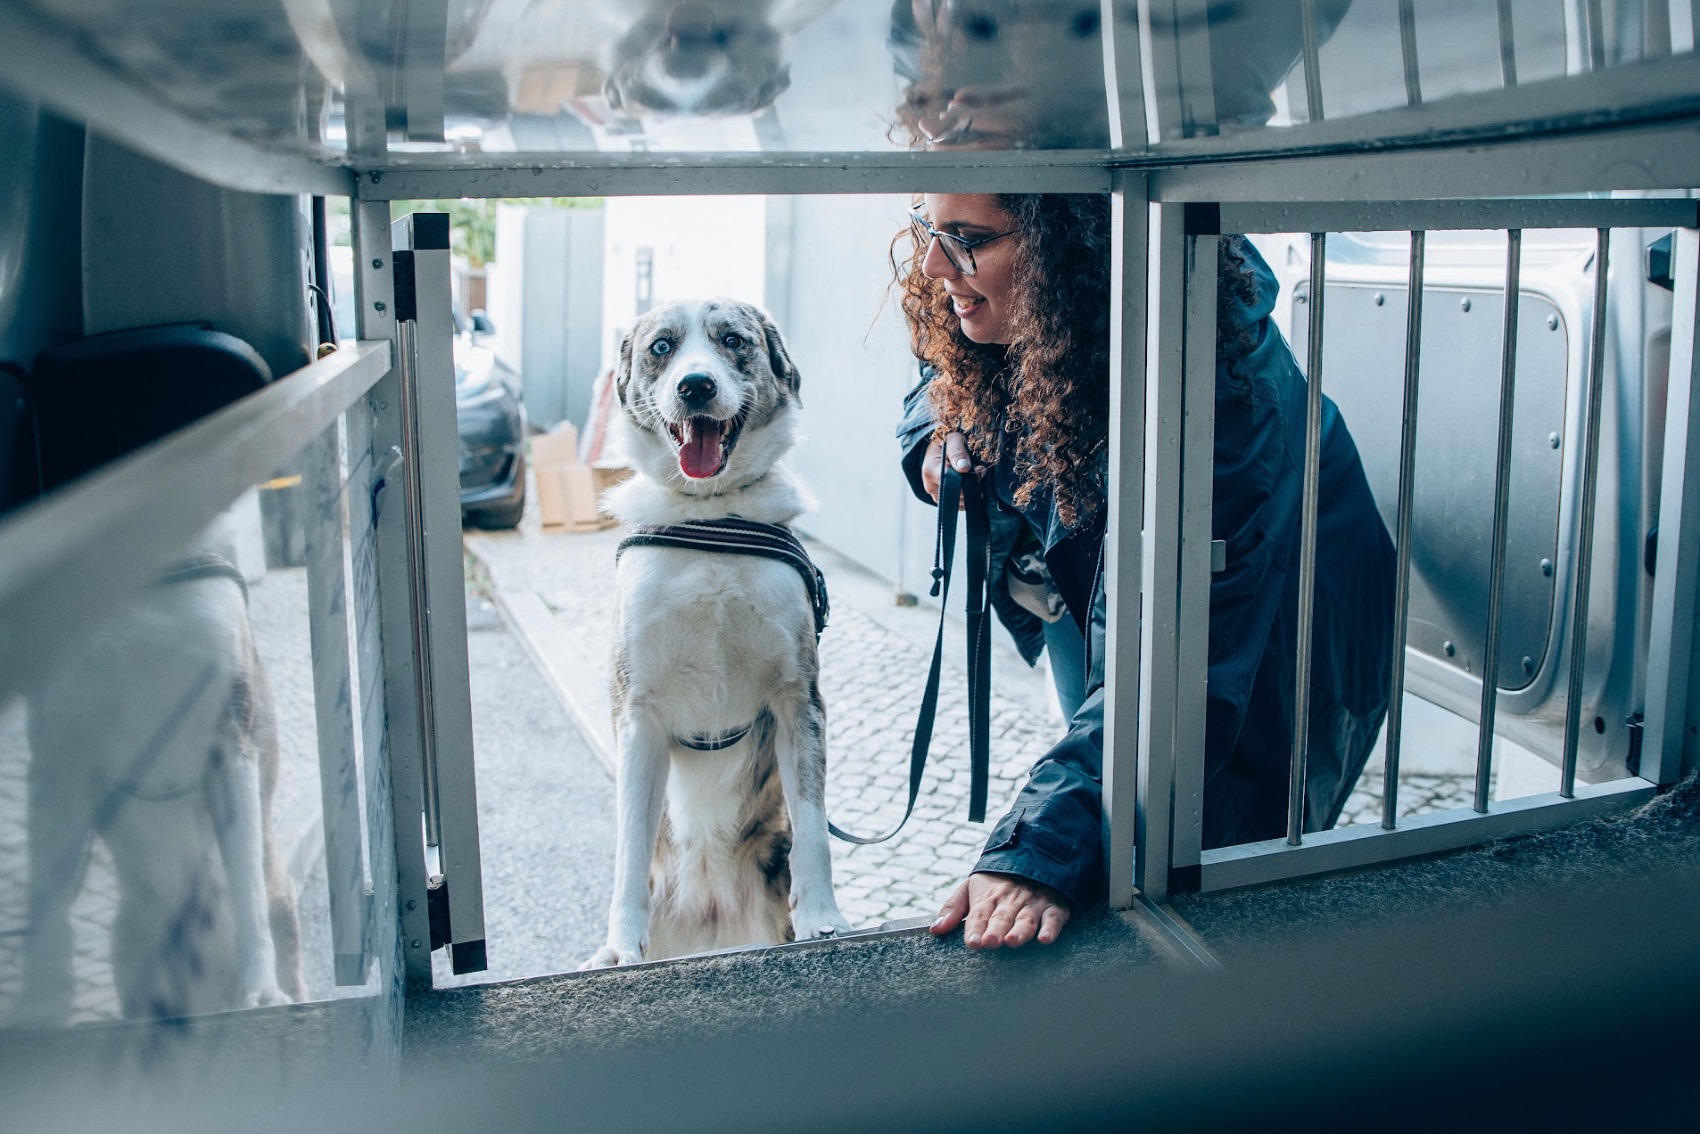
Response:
[616,519,830,753]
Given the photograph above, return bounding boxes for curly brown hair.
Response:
[896,194,1261,531]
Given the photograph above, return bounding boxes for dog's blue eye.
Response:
[721,333,744,350]
[650,339,672,356]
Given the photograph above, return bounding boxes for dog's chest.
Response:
[617,548,808,689]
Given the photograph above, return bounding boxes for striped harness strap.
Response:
[616,518,830,639]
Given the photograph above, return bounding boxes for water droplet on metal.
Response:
[1373,292,1385,306]
[1549,432,1561,449]
[1540,558,1553,577]
[1444,641,1457,657]
[1547,313,1559,330]
[1460,297,1472,313]
[1521,656,1535,674]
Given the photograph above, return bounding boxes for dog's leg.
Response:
[773,685,851,940]
[207,676,289,1009]
[586,708,670,967]
[16,750,94,1026]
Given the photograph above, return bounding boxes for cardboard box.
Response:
[529,422,631,531]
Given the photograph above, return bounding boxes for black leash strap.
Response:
[829,465,992,843]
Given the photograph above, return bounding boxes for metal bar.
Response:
[1644,226,1700,786]
[0,342,388,702]
[1382,231,1426,830]
[395,318,441,851]
[1300,0,1326,122]
[1102,170,1150,909]
[395,213,487,970]
[1199,778,1655,891]
[1475,230,1525,813]
[1206,198,1698,235]
[0,4,350,197]
[1398,0,1423,106]
[1169,230,1218,875]
[359,152,1113,200]
[1136,50,1700,172]
[1100,0,1147,151]
[353,196,432,988]
[1148,120,1700,203]
[1497,0,1520,86]
[1134,202,1191,902]
[1586,0,1608,70]
[303,421,372,984]
[1560,230,1613,797]
[1288,233,1328,845]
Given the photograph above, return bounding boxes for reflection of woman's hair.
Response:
[895,194,1260,530]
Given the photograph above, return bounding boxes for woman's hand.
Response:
[921,431,977,506]
[930,871,1071,949]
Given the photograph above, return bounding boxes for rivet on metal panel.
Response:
[1460,297,1472,312]
[375,301,387,313]
[1374,292,1385,306]
[1522,656,1535,674]
[410,939,422,949]
[1541,558,1553,576]
[372,258,384,270]
[1444,641,1457,657]
[406,900,417,911]
[1547,314,1559,330]
[1549,432,1561,449]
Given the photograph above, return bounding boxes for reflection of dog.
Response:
[585,298,850,967]
[599,0,838,116]
[16,514,303,1023]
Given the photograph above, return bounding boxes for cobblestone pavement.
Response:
[0,567,327,1025]
[466,512,1488,937]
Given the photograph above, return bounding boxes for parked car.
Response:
[454,310,527,530]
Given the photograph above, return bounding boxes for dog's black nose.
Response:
[677,373,717,407]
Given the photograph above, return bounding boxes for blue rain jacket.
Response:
[896,243,1396,904]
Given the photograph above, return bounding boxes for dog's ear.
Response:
[615,330,635,406]
[755,308,801,399]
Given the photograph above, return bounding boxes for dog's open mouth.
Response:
[666,412,745,479]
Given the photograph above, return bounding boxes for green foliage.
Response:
[386,197,604,269]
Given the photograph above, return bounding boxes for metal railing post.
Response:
[1475,230,1524,813]
[1560,230,1613,797]
[1288,233,1328,845]
[1103,171,1150,908]
[391,211,487,976]
[1645,224,1700,786]
[1382,230,1426,829]
[1398,0,1423,106]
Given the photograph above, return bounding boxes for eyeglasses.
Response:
[909,207,1016,276]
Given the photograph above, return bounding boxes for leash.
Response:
[828,464,992,844]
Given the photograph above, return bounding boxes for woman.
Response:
[896,193,1396,949]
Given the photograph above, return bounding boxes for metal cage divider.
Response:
[1162,197,1692,895]
[1645,226,1700,788]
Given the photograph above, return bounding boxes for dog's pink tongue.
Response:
[679,419,726,479]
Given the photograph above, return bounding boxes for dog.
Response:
[14,505,304,1023]
[286,0,841,123]
[585,298,851,967]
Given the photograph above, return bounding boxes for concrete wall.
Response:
[767,194,937,598]
[488,204,605,431]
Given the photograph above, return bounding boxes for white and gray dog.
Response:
[586,297,850,967]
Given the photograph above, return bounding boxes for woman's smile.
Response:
[920,193,1019,345]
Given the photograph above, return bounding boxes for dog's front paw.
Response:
[792,905,854,941]
[242,984,291,1009]
[580,944,644,970]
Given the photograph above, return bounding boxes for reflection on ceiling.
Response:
[8,0,1697,162]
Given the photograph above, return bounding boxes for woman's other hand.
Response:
[930,871,1071,949]
[922,430,976,505]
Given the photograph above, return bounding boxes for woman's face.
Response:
[919,192,1019,346]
